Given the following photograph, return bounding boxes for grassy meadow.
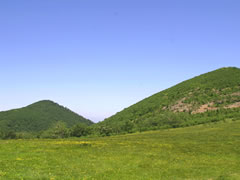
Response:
[0,120,240,180]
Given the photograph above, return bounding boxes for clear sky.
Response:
[0,0,240,122]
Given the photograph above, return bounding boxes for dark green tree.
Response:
[70,123,89,137]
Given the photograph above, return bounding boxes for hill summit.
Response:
[99,67,240,133]
[0,100,93,132]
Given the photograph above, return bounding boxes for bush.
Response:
[0,131,17,139]
[98,126,112,136]
[70,123,89,137]
[40,122,70,139]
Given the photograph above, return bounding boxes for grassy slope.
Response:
[99,67,240,132]
[0,100,93,132]
[0,119,240,179]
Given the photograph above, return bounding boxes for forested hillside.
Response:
[97,67,240,134]
[0,100,93,133]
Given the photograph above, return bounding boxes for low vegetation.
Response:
[0,120,239,179]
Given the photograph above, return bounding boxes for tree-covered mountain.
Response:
[97,67,240,134]
[0,100,93,132]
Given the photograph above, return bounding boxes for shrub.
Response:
[70,123,89,137]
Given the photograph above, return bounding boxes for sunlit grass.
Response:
[0,120,240,179]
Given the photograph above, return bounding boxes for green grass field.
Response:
[0,120,240,180]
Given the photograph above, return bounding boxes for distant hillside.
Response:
[98,67,240,133]
[0,100,93,132]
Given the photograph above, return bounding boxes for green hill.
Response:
[0,100,93,132]
[98,67,240,134]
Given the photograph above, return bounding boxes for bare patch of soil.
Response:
[225,102,240,109]
[192,102,218,114]
[231,92,240,96]
[169,98,192,113]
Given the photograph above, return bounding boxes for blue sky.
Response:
[0,0,240,122]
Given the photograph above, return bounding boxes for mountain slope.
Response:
[99,67,240,133]
[0,100,93,132]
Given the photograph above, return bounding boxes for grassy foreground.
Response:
[0,120,240,180]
